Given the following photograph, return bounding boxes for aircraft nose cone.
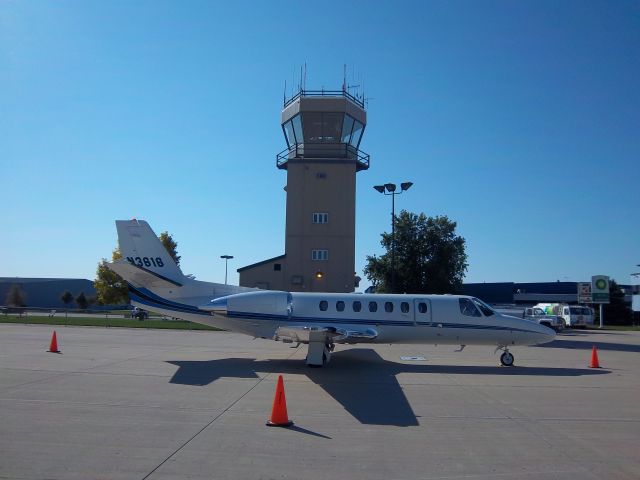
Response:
[534,323,556,345]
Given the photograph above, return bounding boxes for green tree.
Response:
[75,292,89,310]
[5,284,27,307]
[94,248,130,305]
[364,211,468,294]
[60,290,74,308]
[159,231,181,266]
[602,279,633,325]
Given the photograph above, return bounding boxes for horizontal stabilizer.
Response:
[107,260,183,289]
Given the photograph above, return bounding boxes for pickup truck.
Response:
[523,307,565,332]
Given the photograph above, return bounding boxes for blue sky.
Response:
[1,0,638,288]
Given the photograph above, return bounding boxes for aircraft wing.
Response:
[274,325,378,344]
[107,260,183,289]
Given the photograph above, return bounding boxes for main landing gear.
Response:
[306,334,335,367]
[498,347,515,367]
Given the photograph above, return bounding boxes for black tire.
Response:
[500,351,515,367]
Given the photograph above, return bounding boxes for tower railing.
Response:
[283,89,365,109]
[276,144,370,171]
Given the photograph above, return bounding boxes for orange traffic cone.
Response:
[589,345,600,368]
[48,331,60,353]
[266,375,293,427]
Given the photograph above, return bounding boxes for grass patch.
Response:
[586,325,640,332]
[0,316,222,331]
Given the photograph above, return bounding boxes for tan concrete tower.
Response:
[239,88,368,292]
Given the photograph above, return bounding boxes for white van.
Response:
[534,304,594,328]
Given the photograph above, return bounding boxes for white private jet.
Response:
[107,219,555,367]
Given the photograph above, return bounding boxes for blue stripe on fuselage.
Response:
[129,286,204,315]
[226,310,537,333]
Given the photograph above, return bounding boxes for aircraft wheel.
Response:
[500,351,515,367]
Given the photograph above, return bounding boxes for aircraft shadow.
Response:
[535,339,640,353]
[167,349,608,427]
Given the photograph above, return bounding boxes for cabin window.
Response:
[368,301,378,313]
[418,302,428,314]
[401,302,410,313]
[319,300,328,312]
[353,301,362,312]
[385,302,394,313]
[459,298,481,317]
[336,301,345,312]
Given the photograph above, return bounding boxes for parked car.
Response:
[523,307,565,332]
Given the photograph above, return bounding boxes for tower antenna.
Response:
[292,66,296,97]
[343,64,347,92]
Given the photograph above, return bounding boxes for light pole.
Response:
[220,255,234,285]
[373,182,413,293]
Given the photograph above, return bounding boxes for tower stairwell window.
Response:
[312,213,329,224]
[312,250,329,261]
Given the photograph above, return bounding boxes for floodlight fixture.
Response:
[372,180,415,292]
[220,255,234,285]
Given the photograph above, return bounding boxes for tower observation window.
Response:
[341,114,364,149]
[283,115,304,148]
[292,115,303,144]
[323,113,342,143]
[304,112,323,143]
[341,115,354,143]
[286,112,364,147]
[350,120,364,148]
[283,121,296,148]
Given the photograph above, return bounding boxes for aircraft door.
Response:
[287,293,293,320]
[413,299,432,326]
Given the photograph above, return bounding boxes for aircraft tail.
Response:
[115,219,186,286]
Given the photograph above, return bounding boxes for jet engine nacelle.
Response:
[207,290,292,319]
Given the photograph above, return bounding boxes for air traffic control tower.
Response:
[238,88,369,292]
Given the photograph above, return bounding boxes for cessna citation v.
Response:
[107,219,555,367]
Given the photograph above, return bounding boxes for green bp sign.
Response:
[591,275,610,304]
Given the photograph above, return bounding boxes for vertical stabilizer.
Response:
[115,220,185,284]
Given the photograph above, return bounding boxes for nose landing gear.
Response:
[499,348,515,367]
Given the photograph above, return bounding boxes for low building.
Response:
[0,277,97,309]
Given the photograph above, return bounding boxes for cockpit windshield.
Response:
[472,298,495,317]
